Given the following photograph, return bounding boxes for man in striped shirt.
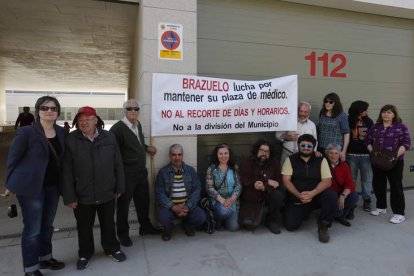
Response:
[156,144,206,241]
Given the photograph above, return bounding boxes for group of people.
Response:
[1,93,411,275]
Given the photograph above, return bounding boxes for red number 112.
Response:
[305,51,347,78]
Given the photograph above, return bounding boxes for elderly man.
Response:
[239,139,285,234]
[61,106,126,270]
[110,99,160,247]
[282,134,337,243]
[156,144,206,241]
[276,101,317,164]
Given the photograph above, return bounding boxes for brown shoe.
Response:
[318,221,330,243]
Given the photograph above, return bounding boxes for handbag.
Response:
[370,129,398,171]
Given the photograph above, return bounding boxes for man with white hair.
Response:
[110,99,161,247]
[276,101,318,164]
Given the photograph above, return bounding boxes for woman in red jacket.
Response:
[326,143,359,227]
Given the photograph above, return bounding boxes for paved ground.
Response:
[1,191,414,276]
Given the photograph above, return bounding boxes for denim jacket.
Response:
[156,162,201,210]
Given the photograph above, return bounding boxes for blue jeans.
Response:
[347,154,372,201]
[336,191,359,218]
[211,202,239,231]
[157,206,206,232]
[17,186,60,273]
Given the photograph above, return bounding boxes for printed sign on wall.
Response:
[158,23,183,60]
[151,73,298,136]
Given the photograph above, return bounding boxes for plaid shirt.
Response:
[318,112,350,149]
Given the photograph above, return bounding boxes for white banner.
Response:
[151,73,298,136]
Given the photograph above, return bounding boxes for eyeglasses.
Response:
[39,106,57,112]
[324,100,334,104]
[125,107,140,112]
[299,144,314,149]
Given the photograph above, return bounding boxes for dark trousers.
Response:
[157,206,206,232]
[74,199,120,259]
[283,188,337,231]
[265,188,285,223]
[336,191,359,218]
[116,168,151,238]
[372,160,405,215]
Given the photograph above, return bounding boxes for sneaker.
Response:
[76,258,89,270]
[39,258,65,270]
[266,221,281,234]
[389,214,406,224]
[161,230,172,241]
[119,236,133,247]
[109,251,126,262]
[370,208,387,216]
[363,200,371,212]
[25,270,43,276]
[318,221,330,243]
[183,225,195,237]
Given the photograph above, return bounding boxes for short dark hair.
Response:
[34,96,61,121]
[297,134,317,147]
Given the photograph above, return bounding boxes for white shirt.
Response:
[276,118,317,153]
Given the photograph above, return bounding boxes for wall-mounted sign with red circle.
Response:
[161,31,181,50]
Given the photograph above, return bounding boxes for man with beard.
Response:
[281,134,336,243]
[239,139,285,234]
[276,101,318,164]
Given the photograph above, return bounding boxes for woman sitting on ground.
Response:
[325,143,359,227]
[206,143,242,231]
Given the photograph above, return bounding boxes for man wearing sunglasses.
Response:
[110,99,161,247]
[281,134,337,243]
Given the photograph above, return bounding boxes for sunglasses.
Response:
[299,144,314,149]
[39,106,57,112]
[216,143,229,149]
[324,100,334,104]
[125,107,140,111]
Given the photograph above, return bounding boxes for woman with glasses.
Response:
[366,104,411,224]
[325,144,359,227]
[318,93,350,161]
[206,143,242,231]
[2,96,65,276]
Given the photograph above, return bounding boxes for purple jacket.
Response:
[366,122,411,160]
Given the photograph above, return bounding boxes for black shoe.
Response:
[39,258,65,270]
[183,225,195,237]
[266,221,281,234]
[363,200,371,212]
[346,208,355,220]
[161,231,172,241]
[25,270,43,276]
[76,258,89,270]
[108,251,126,262]
[139,224,162,235]
[318,221,330,243]
[119,236,133,247]
[335,217,351,227]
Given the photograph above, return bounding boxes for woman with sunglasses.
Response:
[2,96,65,276]
[366,104,411,224]
[206,143,242,231]
[318,93,350,161]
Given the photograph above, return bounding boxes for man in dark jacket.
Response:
[156,144,206,241]
[61,106,126,270]
[239,139,285,234]
[110,99,160,247]
[282,134,336,243]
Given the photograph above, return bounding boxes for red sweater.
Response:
[329,161,355,193]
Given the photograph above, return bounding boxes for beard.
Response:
[300,151,313,158]
[256,155,269,166]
